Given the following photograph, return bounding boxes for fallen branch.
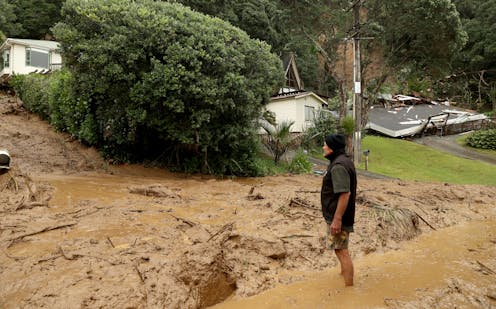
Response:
[1,171,18,192]
[207,222,234,242]
[289,197,318,210]
[15,201,48,211]
[298,253,313,263]
[36,254,63,264]
[107,237,115,248]
[73,208,103,219]
[247,193,264,200]
[167,214,195,227]
[477,260,496,275]
[280,234,315,239]
[135,265,146,283]
[7,222,77,248]
[413,211,437,230]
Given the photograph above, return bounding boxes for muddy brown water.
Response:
[212,220,496,308]
[2,167,492,308]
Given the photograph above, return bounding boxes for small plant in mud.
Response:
[260,120,299,165]
[288,149,312,174]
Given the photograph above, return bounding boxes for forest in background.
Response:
[1,0,494,112]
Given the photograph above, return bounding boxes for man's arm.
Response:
[330,192,350,234]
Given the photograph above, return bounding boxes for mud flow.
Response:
[1,94,496,308]
[213,220,496,308]
[1,168,495,309]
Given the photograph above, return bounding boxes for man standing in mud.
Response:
[321,133,357,286]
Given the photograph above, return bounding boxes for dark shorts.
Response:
[326,227,352,250]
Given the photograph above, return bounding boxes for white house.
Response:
[0,38,62,83]
[262,52,329,133]
[265,89,329,133]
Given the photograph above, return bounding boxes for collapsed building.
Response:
[366,95,491,138]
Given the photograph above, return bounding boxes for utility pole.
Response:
[352,0,362,164]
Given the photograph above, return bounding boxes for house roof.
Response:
[270,90,328,106]
[367,103,487,137]
[0,38,60,51]
[282,52,303,90]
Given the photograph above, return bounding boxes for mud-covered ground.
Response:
[1,92,495,308]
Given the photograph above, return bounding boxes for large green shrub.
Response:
[466,129,496,150]
[10,74,51,119]
[52,0,283,174]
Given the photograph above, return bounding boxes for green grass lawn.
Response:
[358,135,496,185]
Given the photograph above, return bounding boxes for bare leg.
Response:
[335,249,354,286]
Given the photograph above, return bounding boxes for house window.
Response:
[305,105,315,121]
[25,47,50,69]
[1,50,9,69]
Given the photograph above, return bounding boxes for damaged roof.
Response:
[366,98,487,137]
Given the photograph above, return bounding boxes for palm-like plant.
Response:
[340,115,355,156]
[260,120,298,164]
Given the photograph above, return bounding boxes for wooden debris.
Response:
[15,201,48,211]
[247,193,264,200]
[413,211,437,230]
[280,234,314,239]
[135,264,146,283]
[6,222,77,248]
[168,214,195,227]
[207,222,234,242]
[107,237,115,248]
[477,260,496,275]
[129,185,180,198]
[289,197,318,210]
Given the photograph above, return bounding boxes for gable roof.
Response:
[282,52,303,90]
[270,90,328,106]
[0,38,60,51]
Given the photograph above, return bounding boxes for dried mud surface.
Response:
[1,93,495,308]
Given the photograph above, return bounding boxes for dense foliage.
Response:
[20,0,283,175]
[300,109,338,150]
[466,129,496,150]
[10,73,51,118]
[365,0,466,76]
[0,0,64,39]
[437,0,496,112]
[175,0,338,96]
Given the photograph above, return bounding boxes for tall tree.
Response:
[0,0,21,38]
[3,0,64,39]
[52,0,283,174]
[364,0,466,77]
[444,0,496,111]
[356,0,467,124]
[176,0,338,96]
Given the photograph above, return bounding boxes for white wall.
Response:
[295,95,323,132]
[265,94,325,133]
[266,97,297,128]
[2,44,62,76]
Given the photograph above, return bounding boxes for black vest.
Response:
[320,153,357,227]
